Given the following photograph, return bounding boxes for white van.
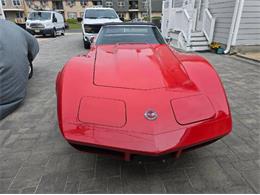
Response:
[26,11,65,37]
[82,7,122,49]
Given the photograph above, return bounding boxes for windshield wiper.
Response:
[86,17,97,19]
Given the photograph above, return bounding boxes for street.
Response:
[0,33,259,193]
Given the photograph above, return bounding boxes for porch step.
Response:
[189,32,210,51]
[176,31,210,52]
[189,46,210,51]
[190,41,209,46]
[190,36,207,41]
[191,32,204,37]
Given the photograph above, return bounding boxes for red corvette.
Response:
[56,23,232,160]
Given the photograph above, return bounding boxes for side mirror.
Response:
[53,17,57,23]
[120,17,125,22]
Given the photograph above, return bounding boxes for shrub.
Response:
[66,18,78,24]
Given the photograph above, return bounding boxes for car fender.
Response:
[173,51,232,123]
[56,51,95,133]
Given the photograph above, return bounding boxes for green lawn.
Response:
[68,22,81,30]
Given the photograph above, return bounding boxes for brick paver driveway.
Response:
[0,34,259,193]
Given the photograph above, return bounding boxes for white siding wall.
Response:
[208,0,236,44]
[236,0,260,45]
[174,0,183,7]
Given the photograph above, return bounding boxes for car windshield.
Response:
[28,12,51,20]
[96,25,166,45]
[85,10,118,19]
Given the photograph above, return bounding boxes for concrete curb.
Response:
[231,54,260,67]
[236,53,260,63]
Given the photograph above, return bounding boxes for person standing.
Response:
[0,19,39,119]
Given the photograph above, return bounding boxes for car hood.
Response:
[93,44,195,90]
[27,20,51,24]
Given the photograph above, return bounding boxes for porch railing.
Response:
[174,8,193,46]
[202,8,216,44]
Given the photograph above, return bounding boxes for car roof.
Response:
[103,22,156,27]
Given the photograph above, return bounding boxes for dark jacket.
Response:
[0,19,39,119]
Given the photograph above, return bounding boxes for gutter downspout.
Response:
[224,0,244,54]
[231,0,244,46]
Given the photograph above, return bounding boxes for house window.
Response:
[142,1,147,9]
[105,1,113,7]
[40,0,47,5]
[12,0,21,6]
[142,12,148,17]
[1,0,6,6]
[118,1,125,7]
[16,11,23,18]
[93,0,102,5]
[80,0,87,6]
[26,0,32,6]
[129,1,138,9]
[68,12,77,19]
[67,0,75,6]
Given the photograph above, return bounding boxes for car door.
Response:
[53,13,60,30]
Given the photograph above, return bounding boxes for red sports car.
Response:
[56,23,232,160]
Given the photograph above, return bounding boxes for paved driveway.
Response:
[0,34,259,193]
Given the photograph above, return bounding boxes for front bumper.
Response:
[27,28,53,35]
[61,116,232,160]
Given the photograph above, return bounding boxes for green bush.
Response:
[143,16,149,21]
[152,16,161,20]
[66,18,78,24]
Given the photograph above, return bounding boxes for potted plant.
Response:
[210,42,223,54]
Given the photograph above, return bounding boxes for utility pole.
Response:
[0,0,5,19]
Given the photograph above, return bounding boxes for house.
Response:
[24,0,93,20]
[161,0,260,52]
[0,0,25,22]
[97,0,162,21]
[1,0,163,21]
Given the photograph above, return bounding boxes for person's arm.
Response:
[24,31,39,62]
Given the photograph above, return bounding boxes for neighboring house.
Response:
[93,0,162,20]
[1,0,163,21]
[161,0,260,52]
[1,0,25,22]
[62,0,93,20]
[24,0,93,20]
[101,0,155,20]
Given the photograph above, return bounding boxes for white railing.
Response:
[202,8,216,44]
[174,8,193,46]
[177,31,186,49]
[0,0,5,20]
